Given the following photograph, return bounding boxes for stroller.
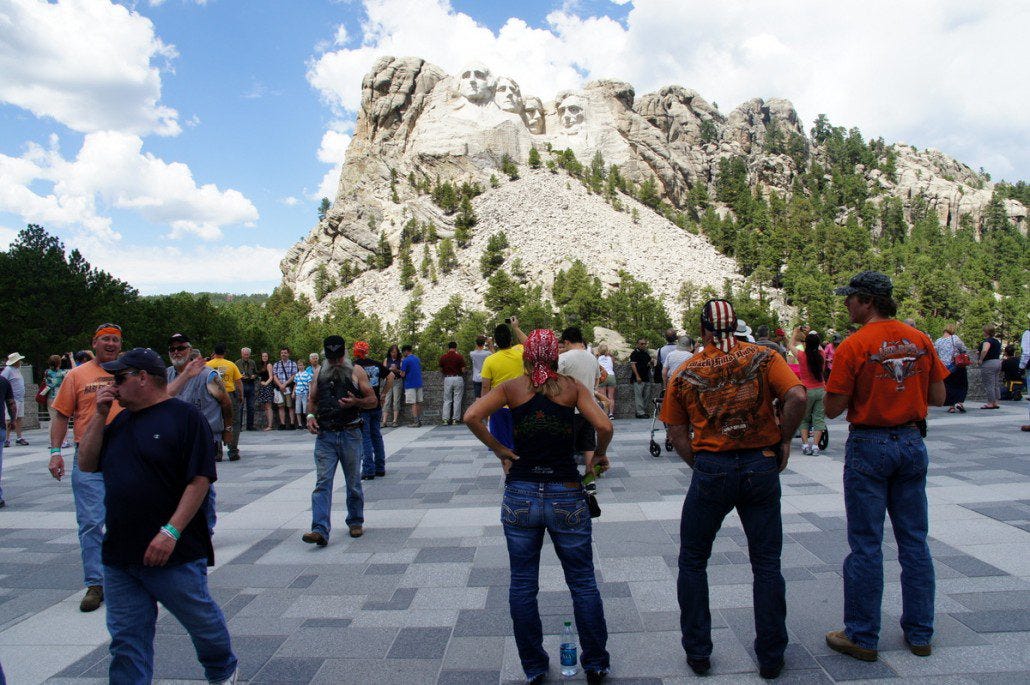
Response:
[648,389,674,458]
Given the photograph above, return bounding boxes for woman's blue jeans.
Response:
[360,408,386,476]
[311,428,364,539]
[678,450,787,669]
[502,481,610,679]
[843,427,934,649]
[104,559,236,684]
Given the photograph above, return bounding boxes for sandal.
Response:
[956,405,966,413]
[947,407,956,413]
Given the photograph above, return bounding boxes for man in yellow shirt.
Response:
[479,317,527,449]
[207,343,243,460]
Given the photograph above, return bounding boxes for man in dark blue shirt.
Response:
[77,348,237,685]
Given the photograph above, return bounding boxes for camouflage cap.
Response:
[834,270,893,297]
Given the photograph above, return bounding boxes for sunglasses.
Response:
[168,345,190,352]
[113,370,142,385]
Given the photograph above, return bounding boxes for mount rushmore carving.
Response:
[280,56,1024,320]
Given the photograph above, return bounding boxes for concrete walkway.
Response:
[0,403,1028,683]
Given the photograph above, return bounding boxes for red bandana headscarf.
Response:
[523,329,560,387]
[701,299,738,353]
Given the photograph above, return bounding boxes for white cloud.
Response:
[0,131,258,241]
[306,0,1030,178]
[281,196,300,206]
[311,126,353,200]
[0,0,181,136]
[83,242,285,295]
[0,225,17,249]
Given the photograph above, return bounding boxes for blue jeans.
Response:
[360,408,386,476]
[311,428,364,538]
[104,559,236,683]
[489,407,514,450]
[73,446,105,587]
[843,427,934,649]
[678,451,786,669]
[502,481,609,679]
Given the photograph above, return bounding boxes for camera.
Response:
[504,318,511,324]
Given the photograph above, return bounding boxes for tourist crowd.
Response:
[0,270,1028,684]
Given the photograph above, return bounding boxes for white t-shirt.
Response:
[469,348,491,382]
[558,348,601,392]
[596,354,615,375]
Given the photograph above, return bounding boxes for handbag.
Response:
[35,383,50,404]
[953,352,971,367]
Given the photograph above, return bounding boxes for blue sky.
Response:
[0,0,1025,294]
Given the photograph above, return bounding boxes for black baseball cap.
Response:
[323,335,346,360]
[835,271,893,297]
[168,333,191,345]
[101,348,167,377]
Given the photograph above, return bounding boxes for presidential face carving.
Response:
[494,77,523,113]
[523,96,545,134]
[556,93,587,134]
[458,63,493,104]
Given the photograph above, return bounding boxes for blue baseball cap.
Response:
[101,348,167,377]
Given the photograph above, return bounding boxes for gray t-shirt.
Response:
[663,350,694,379]
[469,348,491,382]
[167,366,224,433]
[1,365,24,400]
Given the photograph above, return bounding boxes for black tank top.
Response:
[506,393,579,483]
[316,367,361,431]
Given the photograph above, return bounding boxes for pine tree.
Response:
[437,238,457,274]
[501,154,519,180]
[420,243,432,278]
[528,147,541,169]
[318,197,331,220]
[376,231,393,269]
[398,244,416,290]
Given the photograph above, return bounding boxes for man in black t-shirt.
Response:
[629,338,654,418]
[77,348,237,684]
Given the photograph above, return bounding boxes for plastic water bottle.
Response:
[560,620,578,677]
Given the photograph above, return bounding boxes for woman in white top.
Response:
[595,344,617,419]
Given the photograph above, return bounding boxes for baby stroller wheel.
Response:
[649,440,661,458]
[819,428,829,451]
[665,438,674,452]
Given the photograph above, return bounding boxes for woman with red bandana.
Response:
[464,329,614,684]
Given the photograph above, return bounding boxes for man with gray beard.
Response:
[302,335,377,546]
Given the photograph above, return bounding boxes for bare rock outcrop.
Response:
[281,56,1024,323]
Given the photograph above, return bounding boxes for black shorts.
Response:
[572,413,596,453]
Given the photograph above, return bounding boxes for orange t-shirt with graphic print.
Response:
[825,319,948,427]
[659,341,802,453]
[51,360,123,443]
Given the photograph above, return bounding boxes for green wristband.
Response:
[50,447,62,455]
[306,413,316,420]
[161,523,180,541]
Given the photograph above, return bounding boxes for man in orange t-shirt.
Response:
[48,322,125,613]
[823,271,947,663]
[660,299,805,679]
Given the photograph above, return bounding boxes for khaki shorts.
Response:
[405,387,424,404]
[13,399,24,419]
[273,389,292,406]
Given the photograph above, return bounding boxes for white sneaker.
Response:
[812,448,822,456]
[212,669,238,685]
[801,444,812,456]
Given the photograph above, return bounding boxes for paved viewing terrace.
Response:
[0,403,1028,684]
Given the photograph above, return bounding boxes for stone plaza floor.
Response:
[0,403,1028,684]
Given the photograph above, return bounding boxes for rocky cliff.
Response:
[281,56,1025,323]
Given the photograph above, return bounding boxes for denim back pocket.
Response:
[743,457,780,499]
[845,434,888,478]
[550,496,589,531]
[501,497,533,528]
[691,459,726,500]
